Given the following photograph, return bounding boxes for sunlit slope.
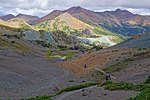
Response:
[0,18,36,30]
[36,13,116,36]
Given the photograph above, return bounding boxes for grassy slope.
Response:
[0,37,31,53]
[23,76,150,100]
[0,18,37,31]
[0,25,34,53]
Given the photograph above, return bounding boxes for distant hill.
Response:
[0,18,35,30]
[0,14,39,24]
[0,14,15,21]
[15,14,39,24]
[111,33,150,48]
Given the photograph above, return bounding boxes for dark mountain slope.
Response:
[0,14,15,21]
[111,33,150,48]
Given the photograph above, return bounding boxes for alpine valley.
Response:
[0,6,150,100]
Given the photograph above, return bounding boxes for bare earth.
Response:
[0,49,86,100]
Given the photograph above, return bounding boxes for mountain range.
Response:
[34,6,150,36]
[1,6,150,36]
[0,7,130,49]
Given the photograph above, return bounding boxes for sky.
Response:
[0,0,150,17]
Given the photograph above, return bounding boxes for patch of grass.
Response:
[23,82,99,100]
[44,49,77,60]
[144,76,150,84]
[111,36,124,43]
[0,38,30,53]
[93,25,114,35]
[129,88,150,100]
[22,77,150,100]
[44,49,53,60]
[101,81,150,91]
[101,81,135,91]
[103,59,129,73]
[137,48,147,51]
[59,51,76,60]
[91,70,105,81]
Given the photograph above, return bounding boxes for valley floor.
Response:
[0,47,149,100]
[0,49,86,100]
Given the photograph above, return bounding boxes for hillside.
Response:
[36,13,96,35]
[35,13,124,47]
[0,23,88,99]
[111,33,150,48]
[0,18,34,30]
[33,10,62,24]
[60,33,150,83]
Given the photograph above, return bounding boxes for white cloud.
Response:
[0,0,150,9]
[0,7,51,17]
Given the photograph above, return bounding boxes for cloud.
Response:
[0,0,150,17]
[0,7,51,17]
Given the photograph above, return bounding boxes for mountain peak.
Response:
[16,13,24,16]
[16,13,29,17]
[115,8,122,12]
[65,6,85,14]
[16,13,39,18]
[114,8,133,14]
[69,6,83,10]
[113,8,134,18]
[6,14,14,16]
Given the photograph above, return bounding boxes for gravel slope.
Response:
[0,51,85,100]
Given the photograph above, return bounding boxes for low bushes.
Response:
[23,82,99,100]
[129,88,150,100]
[101,81,150,91]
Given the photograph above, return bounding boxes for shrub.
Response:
[102,81,135,91]
[102,81,150,91]
[144,76,150,84]
[129,88,150,100]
